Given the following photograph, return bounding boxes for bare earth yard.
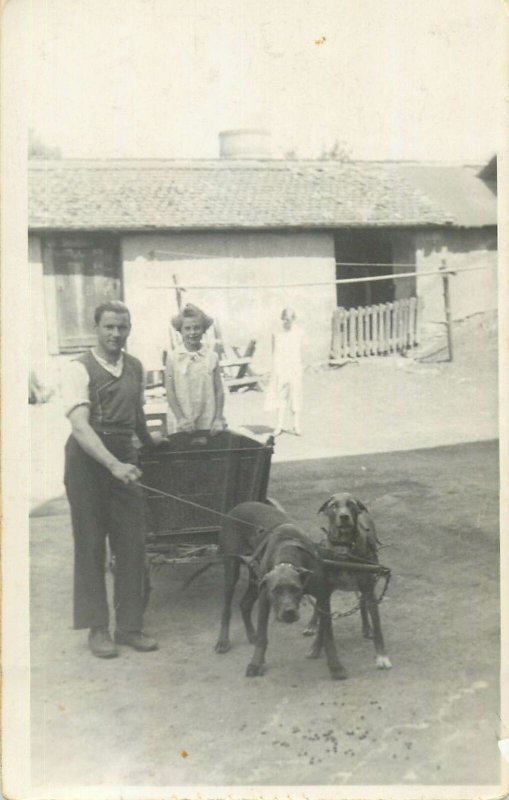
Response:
[28,313,502,792]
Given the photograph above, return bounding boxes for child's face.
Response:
[281,312,294,330]
[181,317,204,350]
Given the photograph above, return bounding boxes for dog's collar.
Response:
[268,562,299,576]
[262,562,305,586]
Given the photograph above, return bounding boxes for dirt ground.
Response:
[28,313,502,792]
[30,442,500,789]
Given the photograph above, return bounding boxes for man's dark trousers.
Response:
[64,435,146,631]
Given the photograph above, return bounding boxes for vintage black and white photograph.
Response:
[2,0,508,796]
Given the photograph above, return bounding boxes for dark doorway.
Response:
[334,230,394,309]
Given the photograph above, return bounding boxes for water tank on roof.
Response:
[219,129,272,159]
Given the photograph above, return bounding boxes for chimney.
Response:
[219,129,272,159]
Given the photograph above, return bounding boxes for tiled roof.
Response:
[28,158,496,231]
[391,163,496,227]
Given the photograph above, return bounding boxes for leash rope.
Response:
[137,480,271,532]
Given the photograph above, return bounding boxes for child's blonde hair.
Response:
[171,303,213,332]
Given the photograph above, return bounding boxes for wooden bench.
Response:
[212,321,262,392]
[218,342,262,391]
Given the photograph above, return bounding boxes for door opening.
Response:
[334,230,394,309]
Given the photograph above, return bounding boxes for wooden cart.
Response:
[138,429,274,564]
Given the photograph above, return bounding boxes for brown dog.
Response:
[304,492,392,670]
[215,501,348,680]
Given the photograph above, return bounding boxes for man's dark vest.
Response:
[75,350,143,435]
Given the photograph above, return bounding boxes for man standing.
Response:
[62,301,159,658]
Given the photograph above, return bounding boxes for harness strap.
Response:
[241,528,278,579]
[321,557,390,576]
[244,531,271,583]
[249,528,276,562]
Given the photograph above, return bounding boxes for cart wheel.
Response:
[264,496,286,513]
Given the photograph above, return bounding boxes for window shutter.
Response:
[53,241,121,351]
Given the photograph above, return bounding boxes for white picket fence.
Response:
[330,297,422,360]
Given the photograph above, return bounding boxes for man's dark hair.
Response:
[94,301,131,325]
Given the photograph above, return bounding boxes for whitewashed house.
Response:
[28,132,497,388]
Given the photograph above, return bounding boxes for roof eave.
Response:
[28,220,461,234]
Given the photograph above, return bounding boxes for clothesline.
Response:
[146,262,493,291]
[147,249,419,269]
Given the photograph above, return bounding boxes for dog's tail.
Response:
[181,559,221,590]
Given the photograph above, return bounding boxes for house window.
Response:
[334,230,394,309]
[45,236,121,352]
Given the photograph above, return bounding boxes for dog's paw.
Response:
[330,665,348,681]
[215,640,231,654]
[375,654,392,670]
[302,625,318,637]
[246,662,264,677]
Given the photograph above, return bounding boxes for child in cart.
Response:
[165,303,227,434]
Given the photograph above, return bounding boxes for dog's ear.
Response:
[355,511,379,557]
[354,498,368,513]
[317,497,333,515]
[296,566,312,586]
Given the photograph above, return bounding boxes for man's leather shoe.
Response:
[114,629,158,652]
[88,627,118,658]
